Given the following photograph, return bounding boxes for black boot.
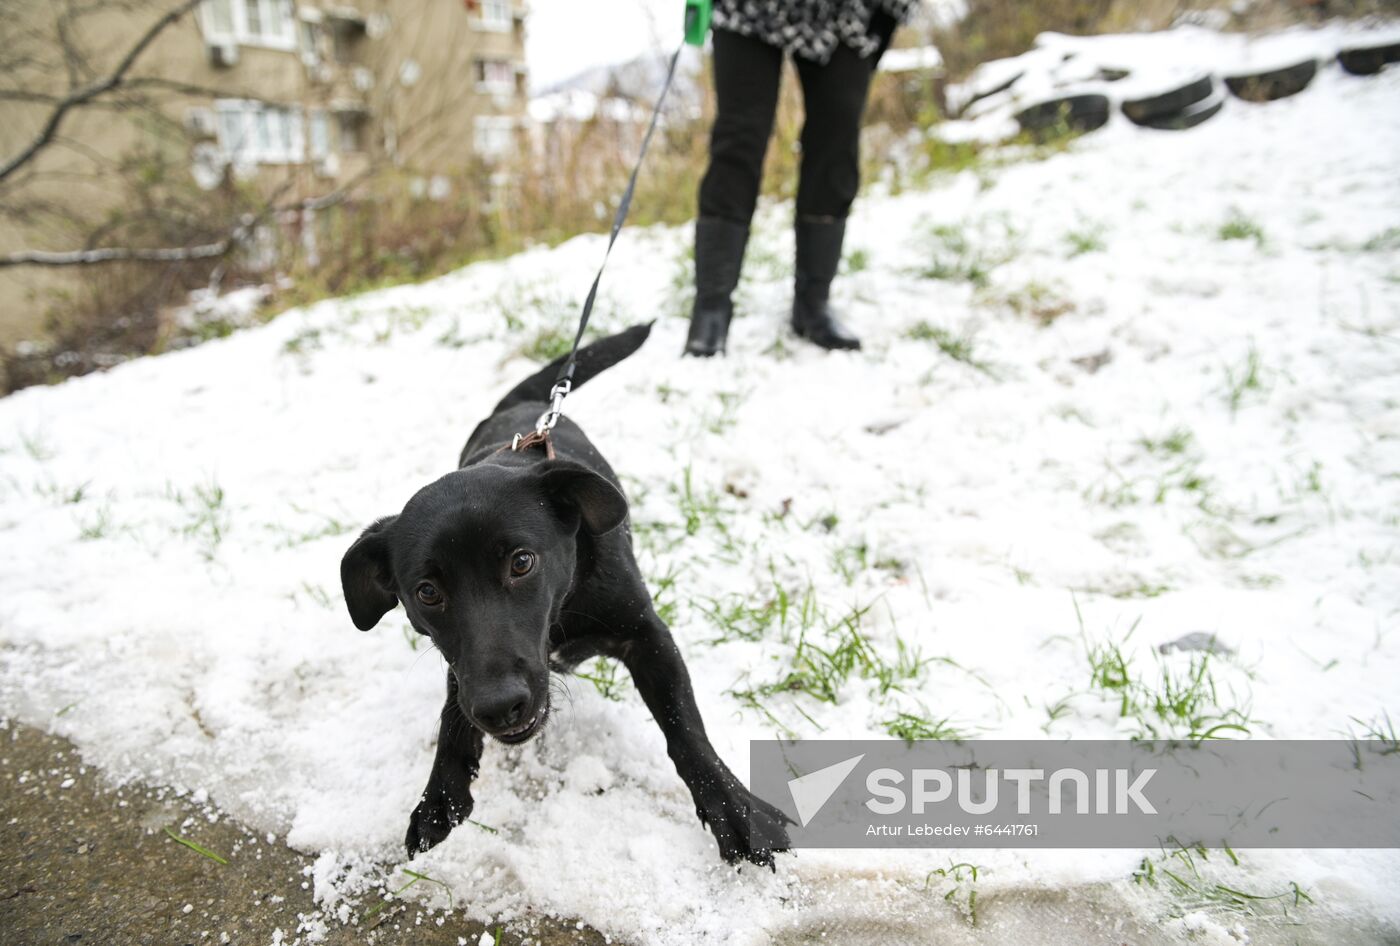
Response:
[792,216,861,351]
[684,217,750,357]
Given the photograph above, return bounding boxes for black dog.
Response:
[340,323,790,867]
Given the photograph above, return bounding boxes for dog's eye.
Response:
[509,550,536,578]
[415,582,443,606]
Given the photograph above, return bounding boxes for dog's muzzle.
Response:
[489,700,549,745]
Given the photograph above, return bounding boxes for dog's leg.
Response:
[619,616,791,868]
[406,670,483,856]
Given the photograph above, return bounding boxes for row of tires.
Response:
[1013,37,1400,138]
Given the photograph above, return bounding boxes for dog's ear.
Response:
[538,462,628,535]
[340,516,399,630]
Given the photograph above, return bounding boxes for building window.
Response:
[217,106,246,155]
[472,0,512,31]
[253,107,273,152]
[336,111,367,153]
[475,58,515,93]
[309,109,331,159]
[201,0,296,50]
[298,20,320,65]
[215,100,305,163]
[204,0,235,35]
[325,9,368,64]
[473,115,515,159]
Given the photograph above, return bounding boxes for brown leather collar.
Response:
[491,430,556,461]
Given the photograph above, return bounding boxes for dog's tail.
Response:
[493,321,653,412]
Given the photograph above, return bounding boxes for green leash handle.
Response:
[684,0,712,46]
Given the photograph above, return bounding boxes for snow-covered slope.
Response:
[2,37,1399,946]
[942,20,1400,141]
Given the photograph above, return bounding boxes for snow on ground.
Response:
[3,33,1400,946]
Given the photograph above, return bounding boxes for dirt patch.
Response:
[0,721,608,946]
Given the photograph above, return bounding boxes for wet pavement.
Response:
[0,721,606,946]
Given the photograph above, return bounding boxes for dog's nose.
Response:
[472,682,531,732]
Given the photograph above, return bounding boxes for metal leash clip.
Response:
[534,378,572,435]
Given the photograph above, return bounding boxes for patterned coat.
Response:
[713,0,921,63]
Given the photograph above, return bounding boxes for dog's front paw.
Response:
[405,785,473,857]
[692,770,792,869]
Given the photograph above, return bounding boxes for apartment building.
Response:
[0,0,530,346]
[196,0,528,173]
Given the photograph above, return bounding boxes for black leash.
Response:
[530,41,686,439]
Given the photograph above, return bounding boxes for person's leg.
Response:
[686,29,783,357]
[794,43,874,221]
[790,43,877,350]
[699,29,784,223]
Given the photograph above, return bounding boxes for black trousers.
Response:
[697,28,876,225]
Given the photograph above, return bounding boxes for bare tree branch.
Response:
[0,0,202,185]
[123,75,296,105]
[0,241,234,268]
[0,171,376,269]
[57,5,92,89]
[0,77,290,107]
[0,89,67,105]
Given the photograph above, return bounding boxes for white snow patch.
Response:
[942,20,1400,138]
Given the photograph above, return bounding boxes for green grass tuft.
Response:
[163,827,228,865]
[575,656,627,701]
[1223,345,1267,413]
[1063,223,1108,257]
[905,322,997,375]
[917,221,1016,288]
[1218,209,1266,246]
[884,712,966,742]
[1361,227,1400,253]
[1134,843,1312,919]
[1348,711,1399,755]
[19,430,55,462]
[984,280,1075,326]
[77,504,114,541]
[1137,427,1194,457]
[1077,600,1255,740]
[173,479,229,561]
[923,861,981,926]
[731,600,925,712]
[364,868,454,921]
[518,325,574,363]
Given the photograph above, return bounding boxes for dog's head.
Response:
[340,460,627,743]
